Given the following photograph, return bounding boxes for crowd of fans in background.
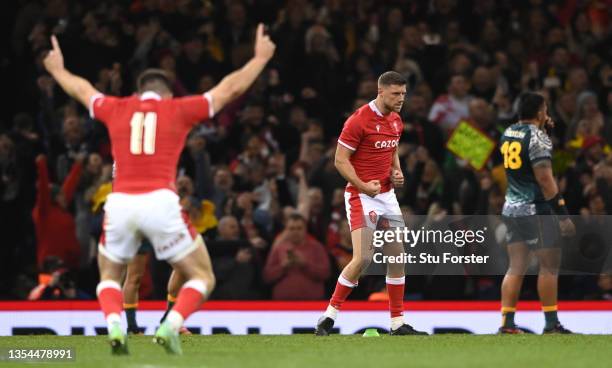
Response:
[1,0,612,302]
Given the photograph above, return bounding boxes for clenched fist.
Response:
[360,180,381,197]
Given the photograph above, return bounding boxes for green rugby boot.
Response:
[153,322,182,355]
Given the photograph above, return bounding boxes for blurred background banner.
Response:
[1,0,611,304]
[0,301,610,336]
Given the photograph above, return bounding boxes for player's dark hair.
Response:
[378,71,406,87]
[518,92,546,120]
[136,68,172,95]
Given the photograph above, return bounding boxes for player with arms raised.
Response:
[315,72,426,336]
[499,92,575,334]
[42,25,275,354]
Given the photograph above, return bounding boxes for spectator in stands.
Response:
[210,166,236,218]
[32,154,83,270]
[263,214,330,299]
[209,215,265,300]
[401,93,445,163]
[327,220,352,271]
[28,256,90,300]
[471,66,496,101]
[217,215,241,241]
[181,196,218,236]
[428,74,473,134]
[48,113,89,182]
[402,147,443,214]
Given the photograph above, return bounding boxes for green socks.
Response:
[160,294,176,323]
[501,307,516,328]
[543,305,559,329]
[124,305,138,331]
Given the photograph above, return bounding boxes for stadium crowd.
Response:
[1,0,612,302]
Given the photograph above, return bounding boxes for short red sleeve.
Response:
[338,114,363,151]
[175,92,214,127]
[90,94,119,124]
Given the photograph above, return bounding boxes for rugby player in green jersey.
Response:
[499,92,576,334]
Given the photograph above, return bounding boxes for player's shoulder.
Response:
[103,94,137,102]
[344,104,371,125]
[526,124,551,143]
[167,95,189,104]
[91,94,136,119]
[101,94,139,108]
[529,124,553,157]
[354,103,373,118]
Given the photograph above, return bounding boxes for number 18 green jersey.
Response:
[500,122,553,217]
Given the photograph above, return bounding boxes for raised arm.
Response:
[35,155,51,216]
[43,36,100,109]
[207,24,275,114]
[61,156,84,204]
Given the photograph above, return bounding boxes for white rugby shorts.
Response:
[99,189,198,263]
[344,189,405,231]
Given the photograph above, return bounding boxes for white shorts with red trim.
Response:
[344,189,405,231]
[99,189,198,263]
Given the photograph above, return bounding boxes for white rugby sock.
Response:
[166,310,184,332]
[391,316,404,330]
[106,313,121,329]
[323,305,339,320]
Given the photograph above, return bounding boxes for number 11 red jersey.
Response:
[90,91,213,194]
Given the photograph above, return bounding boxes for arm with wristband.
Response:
[532,153,575,236]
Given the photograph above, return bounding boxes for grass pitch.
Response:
[1,334,611,368]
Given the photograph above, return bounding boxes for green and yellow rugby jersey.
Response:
[500,122,553,217]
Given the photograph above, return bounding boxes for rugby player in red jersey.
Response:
[315,71,427,336]
[43,24,275,354]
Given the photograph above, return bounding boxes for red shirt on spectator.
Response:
[32,156,82,270]
[264,234,330,300]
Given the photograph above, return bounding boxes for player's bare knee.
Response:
[180,274,214,298]
[167,273,183,295]
[538,266,559,277]
[507,257,529,275]
[507,265,528,276]
[349,254,372,274]
[536,252,561,272]
[124,274,142,289]
[204,272,216,293]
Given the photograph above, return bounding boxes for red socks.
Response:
[329,275,357,309]
[386,276,405,318]
[172,280,207,319]
[326,274,406,329]
[96,280,123,323]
